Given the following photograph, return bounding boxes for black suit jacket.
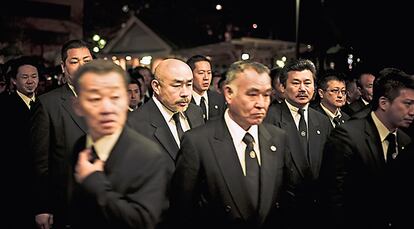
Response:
[264,101,332,228]
[70,127,170,229]
[191,90,226,121]
[2,92,36,227]
[313,103,350,127]
[127,98,204,170]
[320,115,412,229]
[30,84,87,226]
[170,118,290,229]
[344,98,366,116]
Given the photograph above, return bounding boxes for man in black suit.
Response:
[170,60,291,229]
[320,68,414,229]
[2,56,39,228]
[314,72,350,127]
[264,59,332,228]
[345,70,375,116]
[30,39,93,229]
[128,58,204,171]
[70,59,169,229]
[186,55,226,122]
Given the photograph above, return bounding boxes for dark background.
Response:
[1,0,413,73]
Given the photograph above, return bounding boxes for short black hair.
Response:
[186,55,211,71]
[280,59,317,86]
[371,68,414,111]
[317,71,347,91]
[9,56,41,79]
[61,39,92,63]
[269,67,282,89]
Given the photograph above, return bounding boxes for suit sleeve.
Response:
[30,100,52,214]
[80,152,170,229]
[320,126,353,228]
[169,133,202,228]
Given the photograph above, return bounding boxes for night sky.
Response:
[85,0,413,73]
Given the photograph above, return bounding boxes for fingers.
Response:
[94,159,105,171]
[78,148,92,162]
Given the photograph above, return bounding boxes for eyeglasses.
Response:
[326,88,347,95]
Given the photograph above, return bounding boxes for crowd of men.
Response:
[1,39,414,229]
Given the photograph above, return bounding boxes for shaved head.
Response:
[152,58,194,112]
[154,59,193,82]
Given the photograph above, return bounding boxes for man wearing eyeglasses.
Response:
[314,72,350,127]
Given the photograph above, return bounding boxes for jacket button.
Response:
[225,205,232,212]
[275,202,280,208]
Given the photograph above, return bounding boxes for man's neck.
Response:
[374,110,396,132]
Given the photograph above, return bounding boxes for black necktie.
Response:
[242,132,260,210]
[172,112,184,141]
[333,115,342,127]
[298,108,308,158]
[89,146,100,163]
[200,96,207,122]
[386,133,397,163]
[29,99,35,109]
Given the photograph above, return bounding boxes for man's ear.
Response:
[318,88,324,99]
[152,79,160,95]
[72,97,83,116]
[60,61,65,74]
[223,85,234,104]
[378,96,389,111]
[11,78,16,86]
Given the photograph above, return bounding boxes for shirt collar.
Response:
[224,109,259,145]
[371,111,396,143]
[320,103,341,119]
[68,83,77,97]
[153,96,187,124]
[16,90,35,109]
[86,128,122,162]
[285,99,309,114]
[192,90,208,105]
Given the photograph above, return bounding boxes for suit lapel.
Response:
[257,124,279,224]
[308,109,323,178]
[61,85,87,133]
[280,103,310,178]
[185,103,204,128]
[104,127,130,174]
[147,100,180,160]
[364,116,385,168]
[211,119,255,221]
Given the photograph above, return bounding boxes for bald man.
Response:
[127,58,204,228]
[128,58,204,169]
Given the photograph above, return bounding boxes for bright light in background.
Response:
[93,47,99,53]
[252,23,258,29]
[122,5,129,13]
[276,60,285,67]
[216,4,222,10]
[98,39,106,48]
[125,55,132,61]
[241,53,250,60]
[92,34,100,41]
[281,56,287,62]
[141,56,152,65]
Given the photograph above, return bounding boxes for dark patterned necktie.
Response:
[242,132,260,209]
[386,133,397,163]
[298,108,308,157]
[200,96,207,122]
[333,116,343,127]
